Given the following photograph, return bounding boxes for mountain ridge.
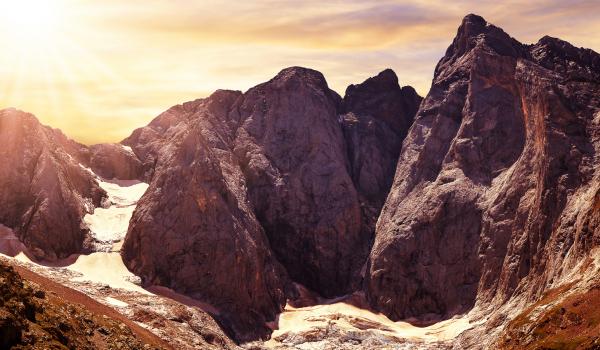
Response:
[1,13,600,349]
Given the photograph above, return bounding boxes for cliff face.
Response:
[340,69,422,247]
[366,14,600,325]
[0,109,106,260]
[121,89,291,342]
[121,67,421,341]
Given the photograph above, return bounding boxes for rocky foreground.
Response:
[0,12,600,350]
[0,260,166,350]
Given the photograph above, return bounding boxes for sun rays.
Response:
[0,0,598,144]
[0,0,131,142]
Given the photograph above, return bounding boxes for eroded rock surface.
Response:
[0,260,165,350]
[89,143,145,181]
[340,69,422,245]
[0,109,106,261]
[121,67,421,341]
[366,14,600,331]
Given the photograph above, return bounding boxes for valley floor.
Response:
[258,287,477,350]
[0,166,478,349]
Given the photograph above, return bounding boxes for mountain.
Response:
[2,12,600,349]
[120,67,422,341]
[0,109,106,261]
[0,68,421,343]
[365,13,600,342]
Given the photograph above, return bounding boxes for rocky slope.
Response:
[0,109,106,261]
[120,67,421,341]
[366,13,600,334]
[0,260,165,350]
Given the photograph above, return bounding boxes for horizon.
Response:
[1,0,599,144]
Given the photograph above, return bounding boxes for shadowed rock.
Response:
[121,67,421,341]
[340,69,422,254]
[89,143,144,180]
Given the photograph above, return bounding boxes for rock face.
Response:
[233,68,363,298]
[366,14,600,325]
[89,143,145,180]
[121,67,421,341]
[0,109,106,260]
[340,69,422,241]
[122,90,291,342]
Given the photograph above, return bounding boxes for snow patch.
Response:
[105,296,128,307]
[120,144,135,155]
[266,291,474,348]
[81,165,148,247]
[13,250,151,294]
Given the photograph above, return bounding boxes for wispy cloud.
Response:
[0,0,598,144]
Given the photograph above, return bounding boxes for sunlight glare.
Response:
[0,0,63,43]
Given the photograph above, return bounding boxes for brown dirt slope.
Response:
[0,260,172,350]
[498,282,600,349]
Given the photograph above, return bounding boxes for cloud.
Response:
[1,0,598,144]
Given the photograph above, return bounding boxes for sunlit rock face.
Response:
[0,109,106,261]
[121,67,421,341]
[366,14,600,324]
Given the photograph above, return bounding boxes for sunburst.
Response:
[0,0,128,138]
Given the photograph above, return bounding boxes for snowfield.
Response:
[1,166,150,294]
[83,175,148,245]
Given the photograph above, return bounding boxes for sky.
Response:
[0,0,599,144]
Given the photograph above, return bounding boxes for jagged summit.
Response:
[532,34,600,81]
[437,14,527,76]
[345,69,399,97]
[266,66,331,92]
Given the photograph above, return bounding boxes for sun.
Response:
[0,0,63,43]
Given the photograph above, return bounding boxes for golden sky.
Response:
[0,0,599,144]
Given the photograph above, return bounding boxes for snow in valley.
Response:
[82,166,149,248]
[0,165,476,349]
[1,165,150,293]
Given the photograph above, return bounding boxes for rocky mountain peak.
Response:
[437,14,526,76]
[531,35,600,81]
[345,69,399,97]
[366,13,600,344]
[268,66,330,91]
[342,69,421,134]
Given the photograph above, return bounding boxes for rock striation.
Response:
[340,69,422,246]
[366,13,600,328]
[0,109,106,261]
[121,67,421,341]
